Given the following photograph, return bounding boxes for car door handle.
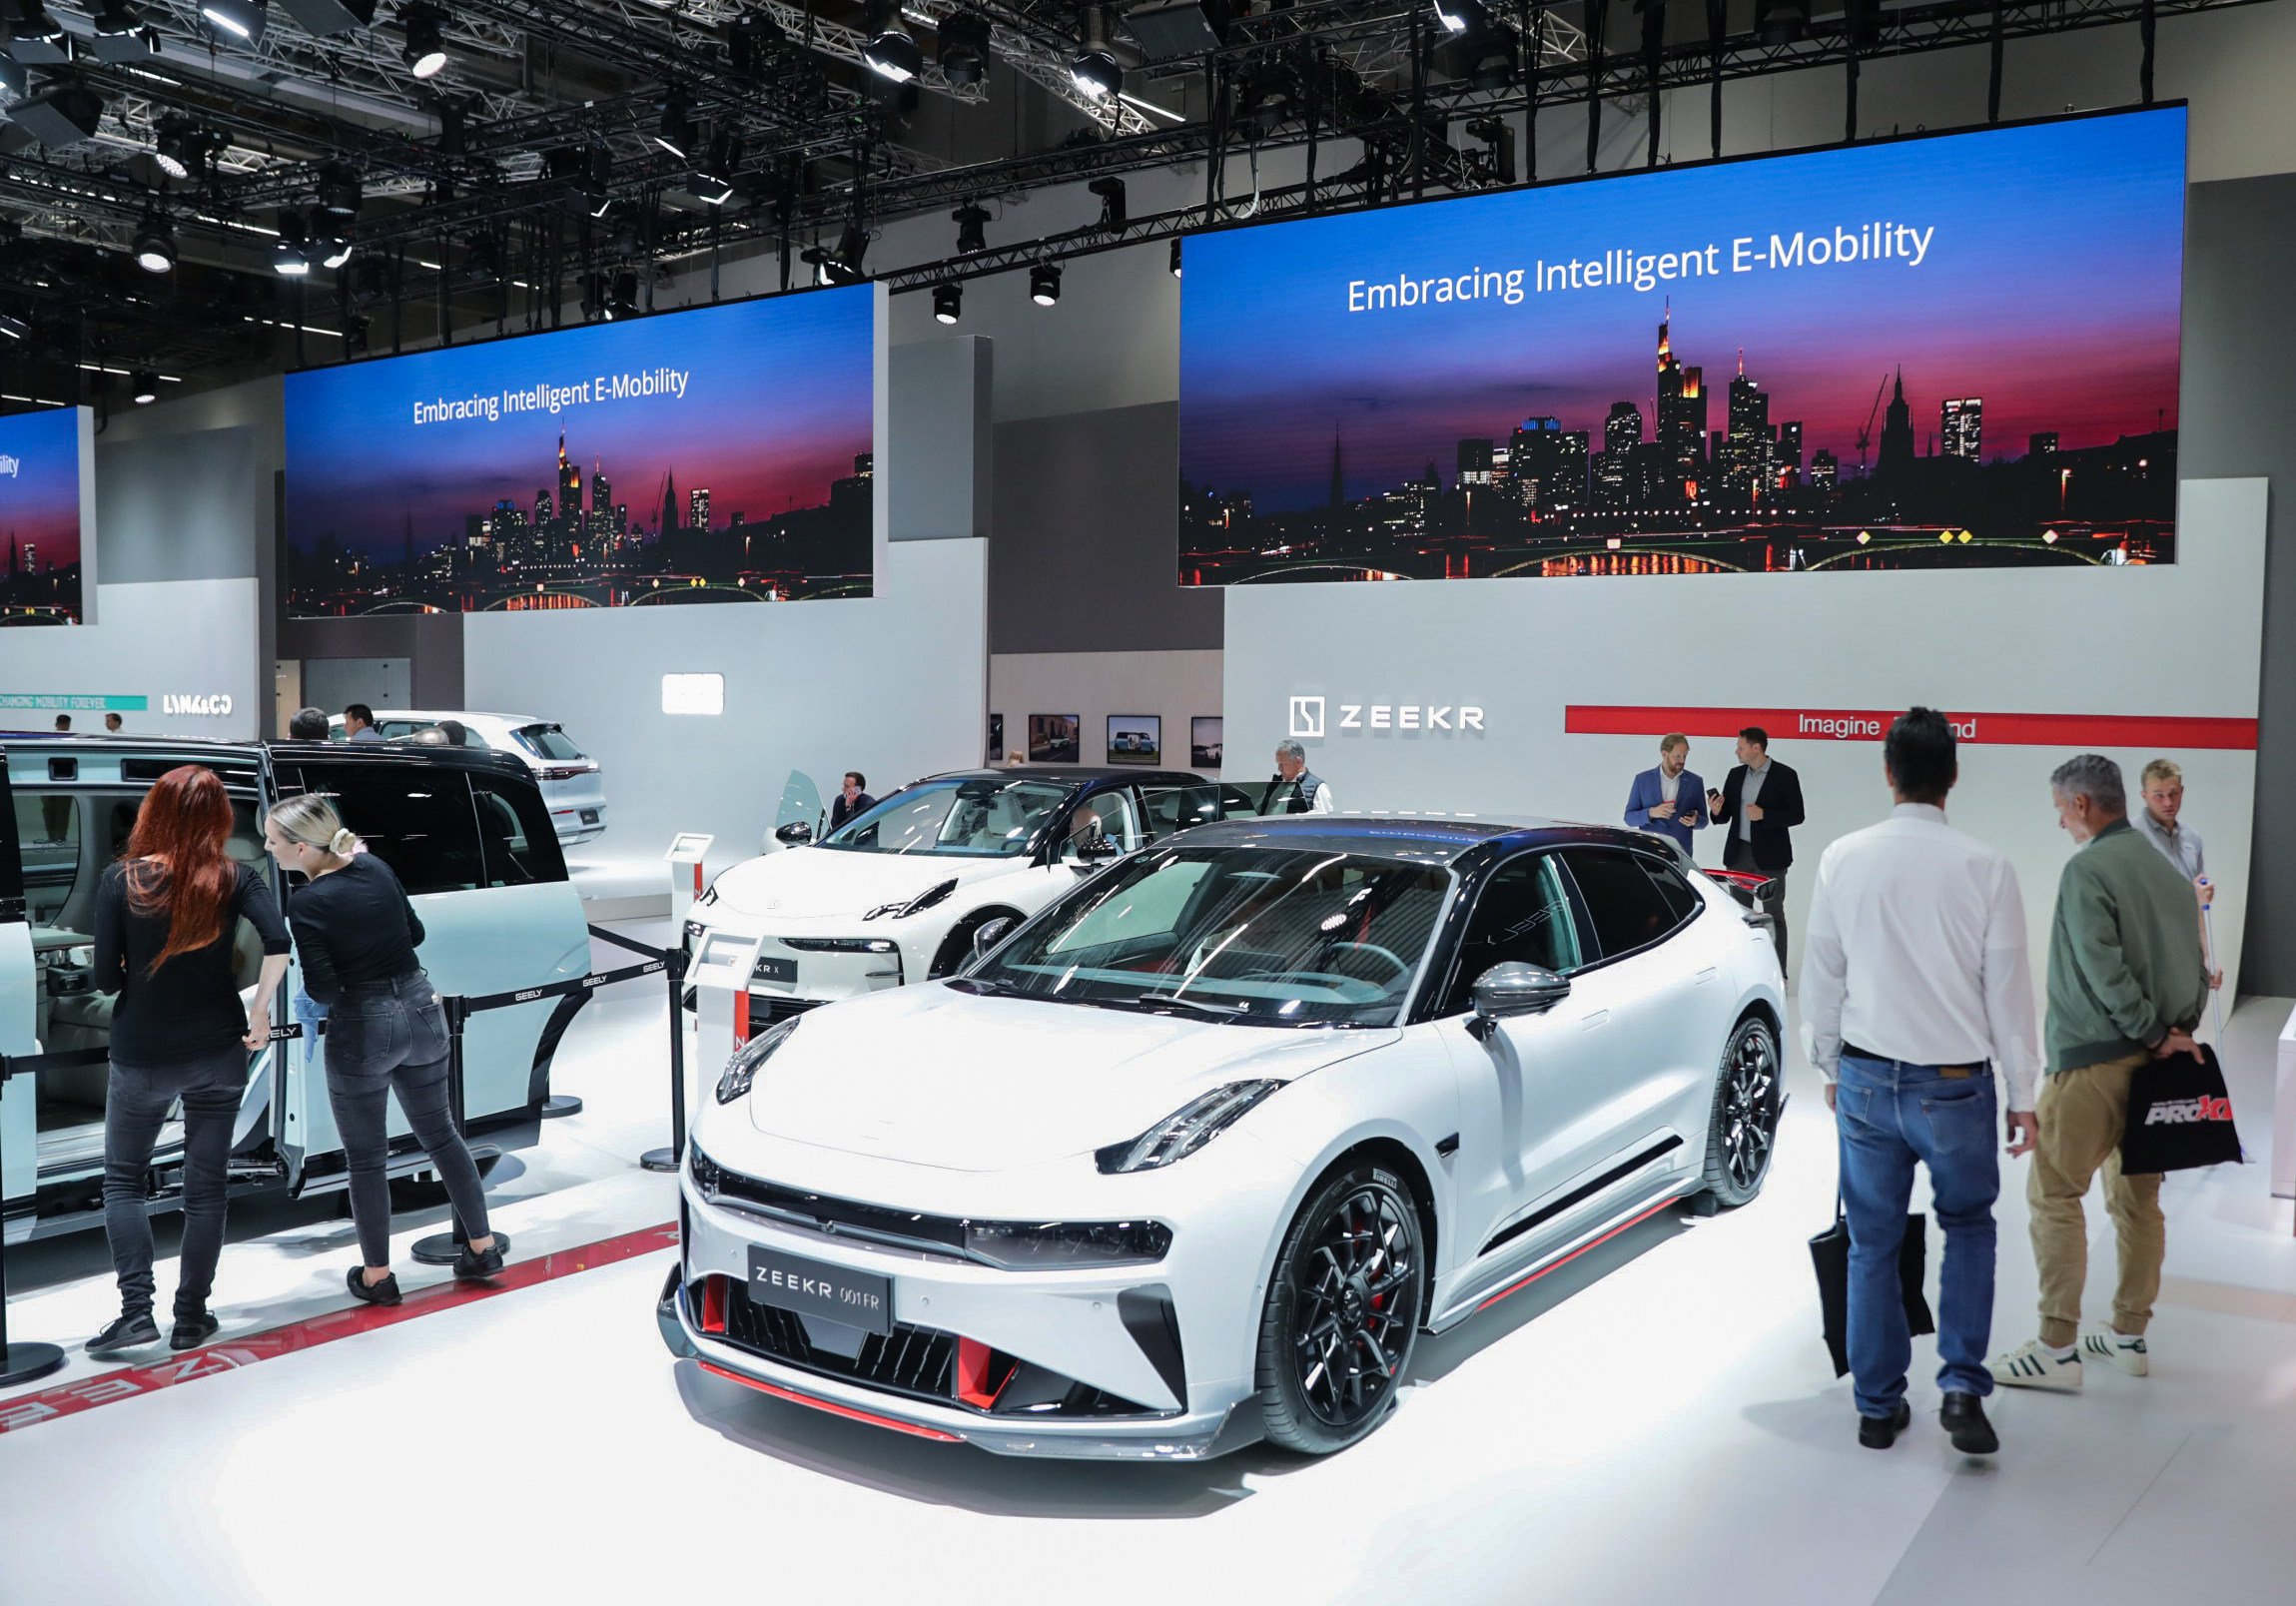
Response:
[1576,1010,1611,1032]
[1694,967,1719,985]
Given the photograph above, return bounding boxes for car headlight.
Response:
[864,878,958,921]
[1095,1080,1283,1175]
[715,1017,799,1105]
[780,937,899,954]
[963,1218,1173,1268]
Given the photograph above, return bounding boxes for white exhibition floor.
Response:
[3,928,2294,1606]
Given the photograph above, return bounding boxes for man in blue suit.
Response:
[1624,733,1707,855]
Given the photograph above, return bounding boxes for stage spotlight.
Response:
[93,0,141,36]
[272,209,312,276]
[728,10,786,74]
[953,201,989,255]
[863,2,922,84]
[1070,5,1121,100]
[701,127,744,186]
[933,282,962,325]
[937,12,992,88]
[1756,0,1811,45]
[401,4,449,80]
[11,1,67,45]
[1030,261,1062,306]
[320,233,354,269]
[654,89,695,158]
[1089,176,1127,230]
[0,313,28,342]
[200,0,267,43]
[1430,0,1468,34]
[10,83,107,149]
[317,162,364,219]
[154,116,202,180]
[1169,237,1181,278]
[830,221,867,282]
[132,214,177,274]
[609,271,639,319]
[131,371,160,404]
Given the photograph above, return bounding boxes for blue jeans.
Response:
[1835,1052,2000,1416]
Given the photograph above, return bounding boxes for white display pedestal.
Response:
[665,832,714,935]
[2273,1003,2296,1202]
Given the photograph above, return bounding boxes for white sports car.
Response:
[684,767,1254,1024]
[658,815,1787,1458]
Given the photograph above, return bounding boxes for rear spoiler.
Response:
[1702,867,1779,926]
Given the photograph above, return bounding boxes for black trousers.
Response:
[1724,836,1790,977]
[103,1046,248,1319]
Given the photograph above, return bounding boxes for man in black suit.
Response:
[1708,726,1805,977]
[828,771,876,832]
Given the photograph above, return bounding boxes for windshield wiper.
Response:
[1125,991,1250,1020]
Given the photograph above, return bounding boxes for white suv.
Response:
[330,710,609,845]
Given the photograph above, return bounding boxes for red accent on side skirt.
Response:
[0,1221,681,1437]
[697,1362,967,1442]
[1476,1200,1680,1313]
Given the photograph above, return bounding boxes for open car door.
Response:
[769,768,825,850]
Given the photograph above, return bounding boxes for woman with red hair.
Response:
[86,766,291,1357]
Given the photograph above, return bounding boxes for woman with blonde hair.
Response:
[264,794,502,1303]
[89,765,291,1355]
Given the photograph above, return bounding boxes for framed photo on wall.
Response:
[988,712,1004,765]
[1190,716,1223,769]
[1029,713,1080,764]
[1107,714,1161,765]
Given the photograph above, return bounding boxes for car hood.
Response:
[707,845,1029,923]
[745,985,1398,1172]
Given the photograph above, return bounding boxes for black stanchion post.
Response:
[0,1057,67,1387]
[640,945,691,1174]
[410,995,510,1266]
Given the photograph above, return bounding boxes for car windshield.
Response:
[820,777,1073,858]
[961,845,1453,1028]
[513,724,584,761]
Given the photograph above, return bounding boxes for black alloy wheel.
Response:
[1701,1016,1782,1208]
[1254,1165,1425,1454]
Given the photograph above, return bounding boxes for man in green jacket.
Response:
[1991,754,2210,1393]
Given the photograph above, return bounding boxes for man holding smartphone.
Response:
[1708,726,1804,976]
[1623,733,1706,853]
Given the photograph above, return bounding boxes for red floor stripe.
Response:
[0,1220,679,1436]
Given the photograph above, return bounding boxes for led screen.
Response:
[1179,108,2186,583]
[285,285,876,615]
[0,405,91,625]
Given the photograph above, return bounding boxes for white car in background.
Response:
[328,710,609,845]
[684,767,1254,1027]
[659,815,1786,1459]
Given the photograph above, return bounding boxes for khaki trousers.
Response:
[2027,1053,2165,1347]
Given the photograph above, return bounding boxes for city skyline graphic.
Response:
[1178,108,2185,583]
[0,405,88,626]
[286,285,875,614]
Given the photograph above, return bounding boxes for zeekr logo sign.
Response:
[1290,696,1487,740]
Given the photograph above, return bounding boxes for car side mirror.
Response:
[970,915,1018,961]
[775,821,813,846]
[1466,962,1571,1042]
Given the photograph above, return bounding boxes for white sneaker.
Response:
[1989,1338,2084,1392]
[2079,1323,2150,1377]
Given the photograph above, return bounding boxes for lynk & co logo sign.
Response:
[163,693,235,717]
[1289,695,1486,740]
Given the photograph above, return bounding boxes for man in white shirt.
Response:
[1267,740,1336,815]
[1802,707,2040,1458]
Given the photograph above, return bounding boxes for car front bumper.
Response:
[658,1178,1262,1460]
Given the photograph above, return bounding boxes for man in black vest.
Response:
[1708,726,1805,976]
[1266,740,1336,815]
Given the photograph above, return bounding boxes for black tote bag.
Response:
[2119,1044,2244,1176]
[1810,1197,1935,1378]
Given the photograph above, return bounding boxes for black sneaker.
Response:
[1858,1399,1913,1450]
[452,1241,506,1282]
[346,1266,402,1307]
[87,1310,161,1356]
[169,1310,221,1352]
[1940,1391,1999,1455]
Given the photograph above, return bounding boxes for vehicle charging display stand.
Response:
[0,1059,65,1387]
[654,930,762,1178]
